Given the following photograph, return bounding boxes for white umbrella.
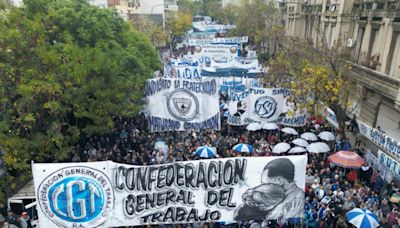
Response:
[281,127,298,135]
[292,138,309,147]
[262,122,279,130]
[272,142,291,154]
[306,142,331,153]
[246,123,262,131]
[301,132,318,141]
[289,146,307,154]
[318,131,336,141]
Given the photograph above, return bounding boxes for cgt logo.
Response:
[38,166,114,227]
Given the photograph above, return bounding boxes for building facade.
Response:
[107,0,178,24]
[282,0,400,153]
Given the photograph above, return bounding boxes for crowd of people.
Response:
[69,106,399,228]
[2,104,399,228]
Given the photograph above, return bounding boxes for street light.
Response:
[150,3,170,28]
[151,3,169,14]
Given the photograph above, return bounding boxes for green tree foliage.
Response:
[166,11,193,37]
[214,3,238,24]
[230,0,284,52]
[201,0,222,19]
[0,0,160,176]
[132,17,170,48]
[177,0,200,15]
[269,38,353,135]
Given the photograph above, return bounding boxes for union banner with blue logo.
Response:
[32,156,307,227]
[227,88,288,126]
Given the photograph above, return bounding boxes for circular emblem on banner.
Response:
[167,88,199,121]
[254,96,278,119]
[194,45,202,53]
[230,46,237,53]
[37,166,114,227]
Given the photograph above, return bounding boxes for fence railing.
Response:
[348,63,400,102]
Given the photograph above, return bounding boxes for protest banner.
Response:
[185,44,240,68]
[378,150,397,181]
[365,150,393,182]
[227,88,288,126]
[145,78,220,132]
[324,107,339,129]
[32,155,307,227]
[188,36,249,46]
[278,112,308,127]
[357,120,400,161]
[166,59,202,80]
[275,99,308,127]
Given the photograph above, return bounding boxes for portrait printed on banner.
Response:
[234,158,304,221]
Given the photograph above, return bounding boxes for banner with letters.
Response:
[378,150,397,181]
[188,36,249,46]
[278,111,308,127]
[357,120,400,161]
[365,150,393,182]
[227,88,288,126]
[145,78,220,132]
[165,59,202,80]
[32,156,307,227]
[185,44,240,67]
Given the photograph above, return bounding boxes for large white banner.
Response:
[188,36,249,46]
[227,88,287,126]
[32,156,307,227]
[165,59,202,80]
[358,120,400,161]
[145,78,220,132]
[185,44,240,67]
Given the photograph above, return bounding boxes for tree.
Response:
[214,3,238,25]
[132,17,170,48]
[230,0,284,54]
[269,38,353,135]
[0,0,160,188]
[201,0,222,19]
[165,11,192,37]
[177,0,200,15]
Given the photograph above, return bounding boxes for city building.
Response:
[108,0,177,24]
[9,0,108,8]
[282,0,400,160]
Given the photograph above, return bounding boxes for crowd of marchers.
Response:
[2,108,399,228]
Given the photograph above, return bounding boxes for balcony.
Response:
[348,63,400,110]
[352,0,400,18]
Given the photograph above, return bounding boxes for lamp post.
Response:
[151,3,170,28]
[151,4,168,14]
